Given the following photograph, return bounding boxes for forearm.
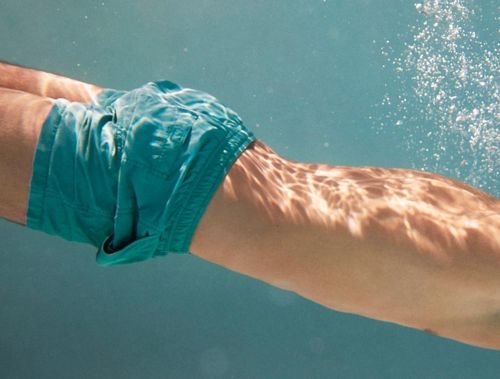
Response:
[0,60,102,102]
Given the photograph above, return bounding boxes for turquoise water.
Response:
[1,0,499,378]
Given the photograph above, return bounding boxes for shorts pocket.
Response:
[124,111,192,176]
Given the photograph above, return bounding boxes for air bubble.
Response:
[374,0,499,193]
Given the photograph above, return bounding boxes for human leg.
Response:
[0,87,54,225]
[1,74,499,349]
[0,61,103,103]
[1,79,257,265]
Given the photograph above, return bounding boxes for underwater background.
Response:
[1,0,499,377]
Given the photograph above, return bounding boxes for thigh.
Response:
[0,87,54,225]
[0,61,103,103]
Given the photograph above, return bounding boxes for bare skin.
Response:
[1,62,499,350]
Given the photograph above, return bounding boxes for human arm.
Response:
[0,60,102,102]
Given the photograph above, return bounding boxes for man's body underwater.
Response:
[1,61,499,350]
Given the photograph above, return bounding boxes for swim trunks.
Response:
[26,80,256,266]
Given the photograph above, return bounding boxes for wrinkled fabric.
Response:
[26,80,256,266]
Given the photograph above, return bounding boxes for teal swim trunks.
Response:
[26,80,256,266]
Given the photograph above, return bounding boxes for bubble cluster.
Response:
[378,0,499,193]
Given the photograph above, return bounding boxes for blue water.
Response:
[1,0,498,378]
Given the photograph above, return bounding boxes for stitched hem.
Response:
[160,129,256,254]
[26,100,68,231]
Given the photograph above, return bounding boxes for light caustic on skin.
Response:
[203,140,500,349]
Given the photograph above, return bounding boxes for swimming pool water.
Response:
[1,1,498,378]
